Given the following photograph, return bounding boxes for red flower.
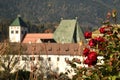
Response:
[98,44,105,50]
[107,31,113,35]
[88,39,97,47]
[84,51,97,66]
[99,27,106,33]
[84,58,93,66]
[84,32,92,39]
[99,25,113,34]
[106,26,113,35]
[83,48,90,56]
[95,36,105,42]
[88,51,97,62]
[84,58,97,66]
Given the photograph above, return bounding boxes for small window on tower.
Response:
[11,31,14,34]
[16,31,18,34]
[21,31,24,34]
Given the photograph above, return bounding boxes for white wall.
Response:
[9,26,28,43]
[0,55,104,78]
[9,26,21,42]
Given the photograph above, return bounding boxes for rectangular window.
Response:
[15,57,19,61]
[16,31,18,34]
[38,57,44,61]
[48,57,51,61]
[22,57,27,61]
[11,31,14,34]
[57,57,60,61]
[65,57,69,61]
[30,57,35,61]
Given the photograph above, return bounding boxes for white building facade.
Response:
[0,54,104,78]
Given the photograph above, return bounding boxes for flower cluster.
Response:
[67,10,120,80]
[99,25,113,35]
[84,32,92,39]
[83,29,108,66]
[83,47,97,66]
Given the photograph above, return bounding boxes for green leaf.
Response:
[94,73,100,80]
[110,54,113,58]
[112,76,116,80]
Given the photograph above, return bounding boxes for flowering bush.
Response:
[84,51,97,66]
[67,10,120,80]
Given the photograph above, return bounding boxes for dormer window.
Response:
[48,47,52,51]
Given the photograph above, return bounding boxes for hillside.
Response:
[0,0,120,31]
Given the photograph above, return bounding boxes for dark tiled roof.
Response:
[21,43,84,55]
[0,43,84,55]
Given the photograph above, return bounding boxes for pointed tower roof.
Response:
[10,15,27,27]
[53,18,86,43]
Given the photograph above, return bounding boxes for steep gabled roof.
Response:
[54,19,76,43]
[10,16,27,27]
[53,19,86,43]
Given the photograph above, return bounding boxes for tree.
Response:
[0,41,29,80]
[0,42,20,80]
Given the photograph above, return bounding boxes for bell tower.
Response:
[9,15,28,43]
